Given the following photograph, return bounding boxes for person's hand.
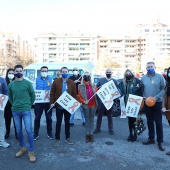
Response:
[161,107,166,112]
[84,100,88,104]
[74,80,78,83]
[50,104,55,108]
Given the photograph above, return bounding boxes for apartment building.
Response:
[34,33,99,64]
[135,18,170,71]
[98,36,145,76]
[0,32,34,74]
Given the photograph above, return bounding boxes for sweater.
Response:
[141,73,165,102]
[8,79,35,112]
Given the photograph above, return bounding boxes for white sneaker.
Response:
[0,141,10,148]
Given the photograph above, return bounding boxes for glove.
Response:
[161,107,166,112]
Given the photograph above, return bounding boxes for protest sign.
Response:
[0,94,8,111]
[56,91,81,114]
[126,94,143,118]
[119,96,127,118]
[34,90,50,103]
[96,83,114,110]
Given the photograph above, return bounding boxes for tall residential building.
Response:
[98,35,145,76]
[135,18,170,71]
[34,33,99,64]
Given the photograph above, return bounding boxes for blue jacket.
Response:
[0,77,8,95]
[36,76,52,90]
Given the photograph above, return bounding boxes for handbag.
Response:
[134,116,146,135]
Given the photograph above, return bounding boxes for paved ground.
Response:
[0,109,170,170]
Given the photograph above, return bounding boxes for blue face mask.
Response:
[147,68,155,74]
[61,73,68,78]
[14,73,23,78]
[168,73,170,78]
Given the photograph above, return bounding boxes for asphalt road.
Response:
[0,109,170,170]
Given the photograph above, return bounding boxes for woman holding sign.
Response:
[78,71,97,143]
[119,69,143,142]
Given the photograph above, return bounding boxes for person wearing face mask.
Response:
[69,67,85,126]
[33,66,53,141]
[4,68,17,140]
[94,68,120,135]
[50,67,77,146]
[119,69,143,142]
[162,67,170,155]
[141,62,166,152]
[78,72,97,143]
[8,65,36,163]
[162,68,168,81]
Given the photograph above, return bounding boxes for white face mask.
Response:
[41,72,48,77]
[73,71,78,75]
[8,74,14,80]
[164,72,167,75]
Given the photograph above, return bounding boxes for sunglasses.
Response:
[73,69,78,71]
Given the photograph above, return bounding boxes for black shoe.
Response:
[70,123,74,126]
[5,133,9,139]
[127,134,133,142]
[93,129,101,134]
[158,142,165,151]
[143,139,155,145]
[109,130,114,135]
[132,134,137,142]
[82,122,85,126]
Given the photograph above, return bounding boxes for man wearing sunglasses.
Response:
[69,67,85,126]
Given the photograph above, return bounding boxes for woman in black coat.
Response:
[4,68,17,139]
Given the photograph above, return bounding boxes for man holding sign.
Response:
[33,66,53,141]
[94,68,120,135]
[50,67,77,146]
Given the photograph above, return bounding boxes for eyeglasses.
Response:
[73,70,78,71]
[41,71,48,72]
[8,73,14,74]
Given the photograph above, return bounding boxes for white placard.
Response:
[34,90,50,103]
[96,83,114,110]
[85,61,95,70]
[106,81,121,100]
[119,96,127,118]
[56,91,81,114]
[0,94,8,111]
[126,94,143,118]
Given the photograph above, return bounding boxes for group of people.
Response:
[0,61,170,164]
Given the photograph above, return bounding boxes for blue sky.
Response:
[0,0,170,42]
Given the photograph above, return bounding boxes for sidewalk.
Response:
[0,109,170,170]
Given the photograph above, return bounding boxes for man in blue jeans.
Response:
[33,66,53,140]
[8,65,36,163]
[69,67,85,126]
[141,61,165,151]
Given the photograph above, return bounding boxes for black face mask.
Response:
[84,76,90,82]
[106,73,111,78]
[14,73,23,78]
[125,74,132,80]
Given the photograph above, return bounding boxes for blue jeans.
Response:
[144,102,163,143]
[12,111,34,152]
[34,103,52,136]
[70,107,85,123]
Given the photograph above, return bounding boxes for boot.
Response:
[127,134,133,142]
[89,135,94,142]
[16,147,27,158]
[85,135,90,143]
[28,152,36,163]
